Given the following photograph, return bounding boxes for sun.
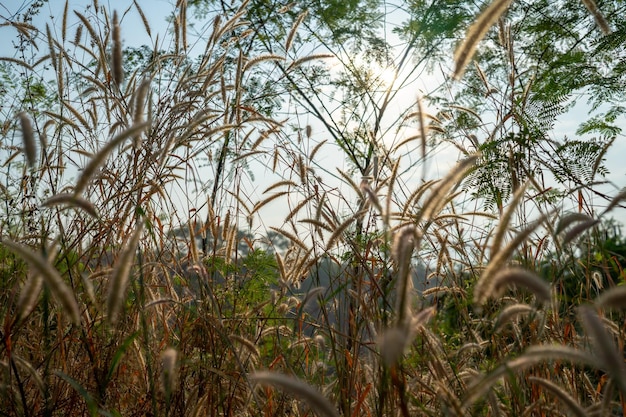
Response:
[373,62,398,88]
[328,53,398,90]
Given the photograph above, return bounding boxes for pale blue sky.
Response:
[2,0,625,229]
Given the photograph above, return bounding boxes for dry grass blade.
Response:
[1,239,81,325]
[18,112,36,169]
[595,286,626,309]
[491,181,528,257]
[528,377,587,417]
[490,267,550,303]
[463,344,599,408]
[111,10,123,86]
[107,222,144,324]
[581,0,611,34]
[453,0,514,80]
[74,122,149,194]
[249,371,339,417]
[578,305,626,392]
[42,193,99,218]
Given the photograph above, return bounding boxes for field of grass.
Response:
[1,1,626,416]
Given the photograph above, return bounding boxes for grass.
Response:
[0,1,625,416]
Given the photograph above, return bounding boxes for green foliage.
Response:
[240,248,280,304]
[430,0,626,210]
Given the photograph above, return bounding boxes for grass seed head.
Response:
[18,112,36,169]
[2,239,81,325]
[249,371,339,417]
[161,347,179,397]
[111,10,123,86]
[106,221,144,324]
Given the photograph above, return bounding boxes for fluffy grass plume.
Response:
[74,122,148,194]
[489,267,551,303]
[17,274,43,322]
[2,239,81,325]
[378,326,411,366]
[418,154,478,224]
[18,111,36,168]
[285,10,308,53]
[106,221,144,323]
[578,305,626,392]
[527,377,587,417]
[494,303,536,330]
[249,371,339,417]
[462,344,599,408]
[581,0,611,34]
[111,10,123,86]
[392,226,421,323]
[474,215,547,306]
[595,285,626,309]
[42,193,99,218]
[161,347,179,398]
[490,181,528,257]
[453,0,514,79]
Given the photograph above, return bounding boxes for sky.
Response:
[1,0,625,234]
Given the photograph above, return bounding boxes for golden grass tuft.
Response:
[2,239,81,325]
[18,112,36,169]
[578,305,626,392]
[111,10,123,86]
[581,0,611,34]
[106,221,144,324]
[453,0,514,80]
[528,377,587,417]
[249,371,340,417]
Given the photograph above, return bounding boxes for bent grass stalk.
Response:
[249,371,340,417]
[106,221,144,324]
[2,239,81,325]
